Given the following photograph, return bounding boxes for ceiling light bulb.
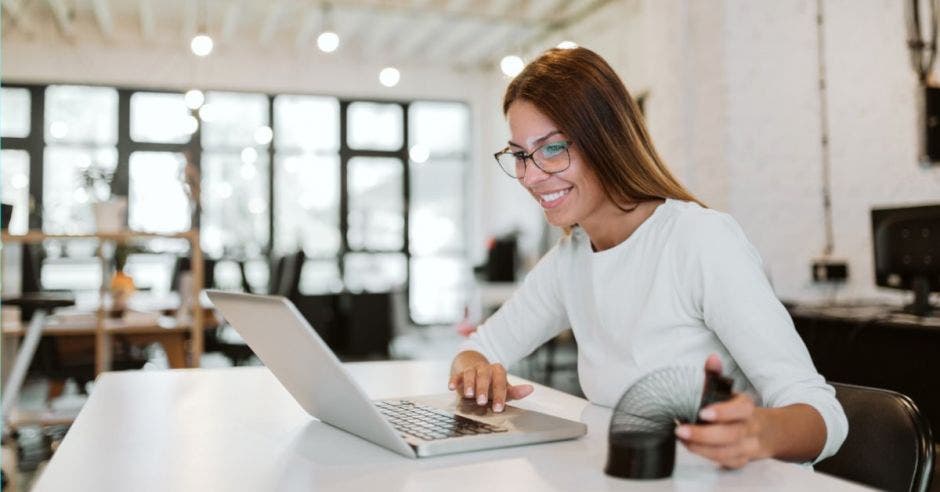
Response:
[409,144,430,163]
[500,55,525,77]
[379,67,401,87]
[317,31,340,53]
[191,33,214,56]
[254,126,273,145]
[198,104,215,122]
[185,89,205,110]
[557,41,578,49]
[184,115,199,134]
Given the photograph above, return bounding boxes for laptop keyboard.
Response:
[375,400,508,441]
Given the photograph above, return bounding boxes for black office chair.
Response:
[211,250,305,365]
[815,383,934,492]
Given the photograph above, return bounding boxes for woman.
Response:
[449,47,846,468]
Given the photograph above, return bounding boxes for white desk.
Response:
[34,361,869,491]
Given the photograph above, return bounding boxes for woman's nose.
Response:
[520,158,551,186]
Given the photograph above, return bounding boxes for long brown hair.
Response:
[503,47,703,210]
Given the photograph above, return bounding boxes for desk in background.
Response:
[34,361,866,491]
[789,303,940,436]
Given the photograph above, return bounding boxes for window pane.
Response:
[274,154,340,256]
[43,146,117,233]
[45,85,118,144]
[410,159,463,255]
[274,95,339,152]
[1,150,30,234]
[408,102,469,155]
[201,152,269,258]
[131,92,195,143]
[410,256,469,324]
[347,102,403,151]
[2,88,31,138]
[299,260,343,295]
[201,92,269,149]
[347,157,403,251]
[128,152,191,233]
[344,252,406,293]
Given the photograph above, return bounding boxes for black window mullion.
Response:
[401,102,411,260]
[401,102,414,323]
[112,89,132,198]
[267,94,275,257]
[188,104,202,231]
[338,100,351,280]
[28,85,45,230]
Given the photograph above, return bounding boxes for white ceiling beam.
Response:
[258,1,288,45]
[396,0,475,59]
[422,17,487,62]
[360,12,410,58]
[137,0,155,40]
[1,0,35,34]
[526,0,575,23]
[363,0,436,57]
[45,0,75,38]
[91,0,115,39]
[220,3,242,42]
[294,7,319,50]
[391,16,448,60]
[457,22,527,67]
[485,0,516,17]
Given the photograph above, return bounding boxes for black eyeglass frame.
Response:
[493,139,574,179]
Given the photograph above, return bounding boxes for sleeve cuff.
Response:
[456,335,499,364]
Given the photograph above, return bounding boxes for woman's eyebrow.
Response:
[508,130,562,149]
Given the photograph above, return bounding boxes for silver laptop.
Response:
[206,290,587,458]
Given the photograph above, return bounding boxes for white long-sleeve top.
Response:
[461,199,847,462]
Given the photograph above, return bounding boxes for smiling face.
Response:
[506,99,611,228]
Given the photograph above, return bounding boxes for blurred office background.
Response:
[1,0,939,489]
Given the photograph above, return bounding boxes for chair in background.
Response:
[815,382,934,492]
[210,250,305,365]
[343,292,393,358]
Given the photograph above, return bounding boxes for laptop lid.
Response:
[205,290,415,457]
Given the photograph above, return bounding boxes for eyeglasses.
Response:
[493,140,573,179]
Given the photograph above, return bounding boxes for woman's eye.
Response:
[542,143,567,157]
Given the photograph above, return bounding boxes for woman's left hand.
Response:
[674,355,774,469]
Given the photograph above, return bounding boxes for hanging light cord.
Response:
[816,0,835,257]
[907,0,939,85]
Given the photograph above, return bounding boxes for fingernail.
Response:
[675,426,691,439]
[699,408,716,421]
[494,403,504,412]
[448,383,455,390]
[477,395,487,405]
[465,388,473,397]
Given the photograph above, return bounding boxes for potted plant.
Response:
[109,243,140,317]
[78,165,126,233]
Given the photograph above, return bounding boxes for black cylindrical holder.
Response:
[604,430,676,479]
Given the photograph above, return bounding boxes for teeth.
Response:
[540,189,570,202]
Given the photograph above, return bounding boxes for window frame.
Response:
[1,82,470,325]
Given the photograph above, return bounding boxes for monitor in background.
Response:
[871,204,940,316]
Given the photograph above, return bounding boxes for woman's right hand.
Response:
[448,350,534,413]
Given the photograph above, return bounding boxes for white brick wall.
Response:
[558,0,940,304]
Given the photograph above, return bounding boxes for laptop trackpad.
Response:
[400,393,569,433]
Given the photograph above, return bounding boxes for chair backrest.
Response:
[815,382,934,492]
[269,250,305,298]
